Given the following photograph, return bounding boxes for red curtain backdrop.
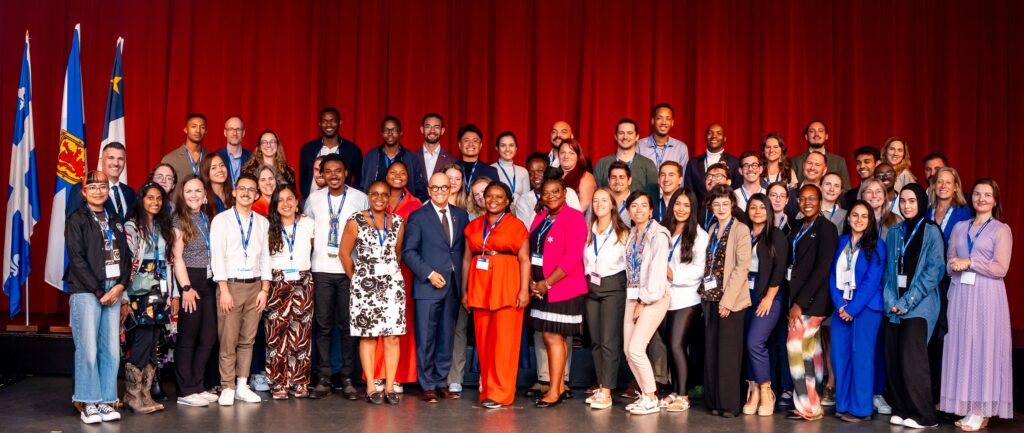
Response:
[1,0,1021,327]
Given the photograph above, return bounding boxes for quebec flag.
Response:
[98,37,125,183]
[3,32,40,318]
[44,24,87,291]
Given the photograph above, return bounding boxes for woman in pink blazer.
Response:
[528,168,588,408]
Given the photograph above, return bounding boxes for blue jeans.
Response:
[71,281,120,404]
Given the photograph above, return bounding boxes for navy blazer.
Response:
[787,215,840,317]
[928,205,972,242]
[361,144,429,202]
[682,152,742,204]
[66,182,136,219]
[402,203,469,300]
[215,146,252,186]
[461,161,499,191]
[829,234,886,317]
[298,137,363,197]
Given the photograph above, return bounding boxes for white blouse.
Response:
[583,223,627,278]
[270,216,316,272]
[668,226,710,310]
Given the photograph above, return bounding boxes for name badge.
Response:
[105,264,120,279]
[159,280,169,295]
[328,252,339,258]
[786,266,793,281]
[626,287,640,299]
[842,273,855,285]
[703,275,718,290]
[530,253,543,267]
[475,257,490,271]
[897,274,908,289]
[236,266,254,279]
[959,271,977,285]
[748,277,755,292]
[206,265,213,279]
[589,272,601,285]
[283,269,301,281]
[843,287,854,301]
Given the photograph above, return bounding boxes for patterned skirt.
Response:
[264,269,314,390]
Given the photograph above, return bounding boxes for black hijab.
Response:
[897,184,934,290]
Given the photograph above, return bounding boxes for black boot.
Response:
[149,366,167,401]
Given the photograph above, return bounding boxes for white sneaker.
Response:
[97,404,120,421]
[177,394,210,407]
[629,395,660,415]
[890,415,905,425]
[902,418,937,429]
[624,396,643,412]
[80,404,102,424]
[235,385,262,403]
[873,394,892,414]
[449,383,462,393]
[219,388,235,406]
[199,391,220,402]
[251,374,271,392]
[393,382,404,394]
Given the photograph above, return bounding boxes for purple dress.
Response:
[940,219,1014,418]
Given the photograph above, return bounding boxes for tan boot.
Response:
[140,365,165,412]
[742,380,759,415]
[758,382,776,416]
[124,364,157,414]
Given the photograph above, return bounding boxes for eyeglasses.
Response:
[235,186,258,193]
[422,125,443,130]
[259,140,278,146]
[152,175,174,182]
[382,128,400,134]
[875,172,895,179]
[429,185,450,192]
[707,173,727,181]
[768,193,787,200]
[741,163,761,170]
[85,184,110,192]
[225,128,244,133]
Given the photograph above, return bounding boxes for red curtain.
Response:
[1,0,1022,328]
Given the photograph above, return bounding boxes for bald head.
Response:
[428,172,452,207]
[550,121,573,149]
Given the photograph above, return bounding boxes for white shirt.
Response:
[303,187,369,273]
[491,160,531,206]
[210,208,271,282]
[431,202,454,245]
[422,144,441,176]
[270,216,315,271]
[705,150,723,168]
[835,244,861,301]
[734,185,766,212]
[583,222,627,277]
[547,149,561,169]
[514,188,581,227]
[312,144,342,193]
[668,227,709,310]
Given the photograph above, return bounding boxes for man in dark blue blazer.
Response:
[402,172,468,403]
[215,116,252,187]
[299,107,363,198]
[683,123,741,205]
[67,142,135,219]
[360,116,429,202]
[455,124,499,193]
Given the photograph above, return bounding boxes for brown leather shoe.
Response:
[421,390,439,403]
[437,387,461,400]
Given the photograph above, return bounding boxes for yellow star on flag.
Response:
[111,76,122,94]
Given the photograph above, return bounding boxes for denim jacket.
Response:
[883,222,945,339]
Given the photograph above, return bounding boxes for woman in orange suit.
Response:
[460,181,532,409]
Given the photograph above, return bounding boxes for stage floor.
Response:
[0,376,1019,432]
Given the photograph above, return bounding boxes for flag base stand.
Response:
[47,325,72,334]
[5,324,39,332]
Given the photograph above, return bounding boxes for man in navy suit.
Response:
[402,172,468,403]
[299,107,363,197]
[360,116,429,202]
[683,123,741,204]
[215,116,252,187]
[67,142,134,219]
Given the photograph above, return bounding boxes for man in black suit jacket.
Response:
[683,123,741,204]
[360,116,429,202]
[402,173,469,402]
[299,107,363,197]
[418,113,459,176]
[455,124,499,191]
[67,142,135,219]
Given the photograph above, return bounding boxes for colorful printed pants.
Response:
[787,314,825,419]
[264,270,314,392]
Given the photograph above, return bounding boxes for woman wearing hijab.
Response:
[882,183,944,429]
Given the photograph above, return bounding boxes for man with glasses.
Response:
[216,116,252,187]
[67,142,134,218]
[303,154,369,399]
[418,113,458,176]
[734,151,766,210]
[360,116,429,201]
[683,123,740,205]
[637,103,689,170]
[161,113,209,192]
[873,162,899,212]
[791,120,852,190]
[402,173,469,402]
[299,107,363,198]
[208,173,271,406]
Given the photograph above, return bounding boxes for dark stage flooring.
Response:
[0,376,1020,433]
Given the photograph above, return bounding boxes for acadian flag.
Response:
[44,24,87,290]
[98,37,125,183]
[3,32,40,318]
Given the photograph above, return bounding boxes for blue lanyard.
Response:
[186,148,202,176]
[535,213,557,252]
[703,209,713,230]
[90,209,116,252]
[657,199,665,220]
[327,189,348,226]
[497,161,516,190]
[233,208,254,258]
[282,218,298,262]
[368,211,389,248]
[740,187,751,203]
[966,217,993,254]
[228,155,241,186]
[791,219,816,261]
[630,221,652,277]
[897,218,925,272]
[197,212,211,250]
[668,233,683,261]
[592,224,614,257]
[653,144,667,167]
[621,158,635,169]
[393,191,406,211]
[482,212,506,252]
[465,161,478,190]
[383,149,397,169]
[750,227,762,248]
[710,218,733,258]
[931,207,953,233]
[845,238,860,271]
[150,223,161,261]
[618,201,628,216]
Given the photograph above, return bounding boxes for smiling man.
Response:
[791,120,852,191]
[67,142,134,218]
[456,124,499,190]
[360,116,429,201]
[299,107,363,197]
[216,116,252,187]
[637,103,689,170]
[683,123,740,204]
[594,118,658,198]
[843,146,880,210]
[161,114,209,192]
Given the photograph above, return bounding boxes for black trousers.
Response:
[128,324,160,369]
[884,319,937,426]
[175,267,218,396]
[927,277,951,401]
[703,301,745,415]
[584,272,626,388]
[666,305,699,394]
[313,272,357,379]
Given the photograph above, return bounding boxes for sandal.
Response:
[666,396,690,412]
[659,393,677,408]
[960,415,988,432]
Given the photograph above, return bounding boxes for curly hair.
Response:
[127,182,175,262]
[267,184,299,256]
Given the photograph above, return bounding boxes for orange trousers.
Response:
[473,306,524,405]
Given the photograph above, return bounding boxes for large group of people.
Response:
[65,106,1012,432]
